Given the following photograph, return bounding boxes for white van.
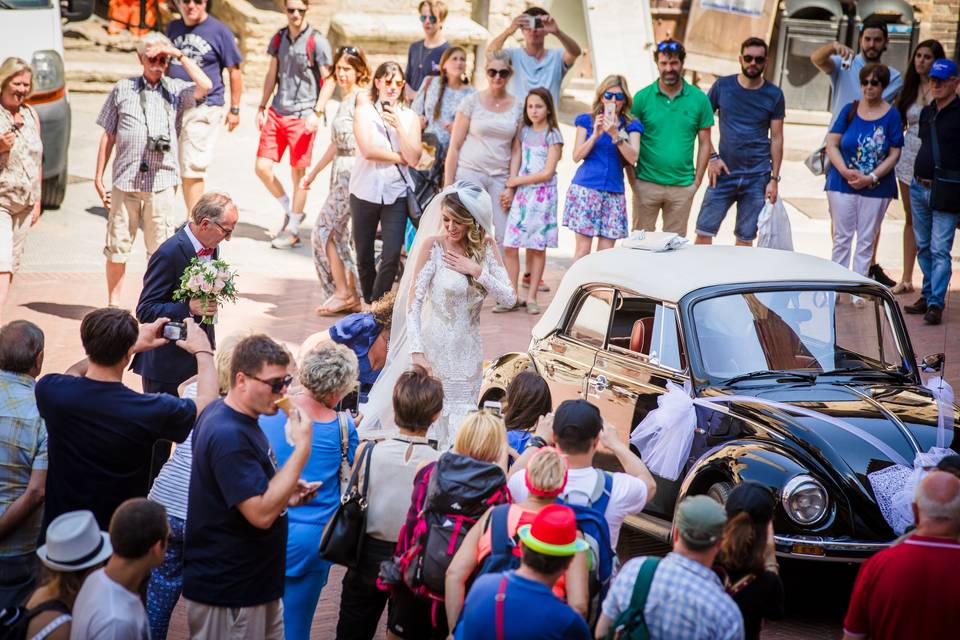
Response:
[0,0,92,208]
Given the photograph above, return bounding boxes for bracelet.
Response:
[258,105,266,111]
[194,350,214,357]
[869,172,879,184]
[230,106,240,115]
[709,153,720,160]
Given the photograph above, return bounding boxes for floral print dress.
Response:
[311,91,362,299]
[504,126,563,250]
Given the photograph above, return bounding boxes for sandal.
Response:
[891,282,915,295]
[526,302,541,315]
[316,295,356,316]
[493,301,523,313]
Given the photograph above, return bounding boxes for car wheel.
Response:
[707,481,734,505]
[41,165,68,210]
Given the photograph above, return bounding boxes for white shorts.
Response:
[0,202,33,273]
[179,104,225,179]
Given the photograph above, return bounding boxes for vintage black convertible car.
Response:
[480,245,958,561]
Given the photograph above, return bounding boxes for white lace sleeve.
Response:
[407,245,439,355]
[477,245,516,307]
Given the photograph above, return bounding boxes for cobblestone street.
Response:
[7,82,960,640]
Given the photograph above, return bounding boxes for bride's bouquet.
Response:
[173,257,238,325]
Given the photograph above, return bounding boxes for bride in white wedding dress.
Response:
[361,181,516,449]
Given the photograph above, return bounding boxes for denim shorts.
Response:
[695,173,769,241]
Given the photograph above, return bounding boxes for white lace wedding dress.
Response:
[407,242,516,449]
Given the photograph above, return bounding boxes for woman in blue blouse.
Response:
[825,63,903,277]
[563,74,643,262]
[259,343,361,640]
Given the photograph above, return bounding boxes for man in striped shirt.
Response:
[93,32,212,307]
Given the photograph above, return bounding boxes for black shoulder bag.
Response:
[929,110,960,213]
[318,440,376,568]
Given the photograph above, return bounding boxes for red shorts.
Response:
[256,107,316,168]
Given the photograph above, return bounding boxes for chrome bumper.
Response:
[774,534,892,562]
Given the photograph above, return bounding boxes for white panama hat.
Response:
[36,510,112,572]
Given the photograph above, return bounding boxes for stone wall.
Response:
[914,0,959,59]
[210,0,287,86]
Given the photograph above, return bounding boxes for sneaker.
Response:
[272,213,290,239]
[270,230,301,249]
[521,273,550,292]
[868,263,896,288]
[924,305,943,325]
[904,297,928,315]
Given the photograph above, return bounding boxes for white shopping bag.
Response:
[757,199,793,251]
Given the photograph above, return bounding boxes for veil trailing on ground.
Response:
[359,180,495,436]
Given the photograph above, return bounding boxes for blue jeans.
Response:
[695,173,769,242]
[146,514,185,640]
[910,181,958,309]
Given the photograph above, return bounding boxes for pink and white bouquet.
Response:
[173,257,238,325]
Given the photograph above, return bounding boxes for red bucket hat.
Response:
[517,504,589,557]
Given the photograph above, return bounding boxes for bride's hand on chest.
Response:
[442,249,482,278]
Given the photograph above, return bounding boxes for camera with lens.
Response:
[148,135,171,152]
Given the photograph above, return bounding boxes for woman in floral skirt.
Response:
[301,46,370,315]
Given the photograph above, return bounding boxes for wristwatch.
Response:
[527,436,549,450]
[229,106,240,115]
[771,175,782,182]
[869,172,879,185]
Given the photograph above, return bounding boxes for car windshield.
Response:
[0,0,52,7]
[692,289,910,384]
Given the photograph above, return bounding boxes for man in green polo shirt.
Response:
[630,40,714,236]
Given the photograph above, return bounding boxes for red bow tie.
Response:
[196,247,214,257]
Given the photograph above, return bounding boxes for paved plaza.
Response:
[6,78,959,639]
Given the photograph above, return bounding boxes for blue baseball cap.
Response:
[930,59,958,81]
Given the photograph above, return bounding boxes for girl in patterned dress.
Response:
[501,88,563,315]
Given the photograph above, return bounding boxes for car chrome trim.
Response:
[781,474,830,526]
[774,534,891,562]
[843,385,923,457]
[623,513,672,541]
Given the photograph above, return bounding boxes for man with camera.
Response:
[94,32,212,308]
[35,307,217,535]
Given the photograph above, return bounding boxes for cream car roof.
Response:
[531,245,874,340]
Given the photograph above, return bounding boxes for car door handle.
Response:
[593,374,608,393]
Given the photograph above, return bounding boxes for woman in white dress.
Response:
[361,181,516,449]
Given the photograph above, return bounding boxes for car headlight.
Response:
[781,475,829,525]
[31,50,65,95]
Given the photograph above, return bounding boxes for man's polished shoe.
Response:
[869,263,897,288]
[924,305,943,325]
[904,297,928,314]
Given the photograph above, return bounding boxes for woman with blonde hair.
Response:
[386,409,510,640]
[259,342,360,639]
[444,446,589,625]
[444,51,522,246]
[0,57,42,322]
[362,182,515,449]
[146,332,248,640]
[412,45,474,151]
[297,46,371,314]
[563,74,642,262]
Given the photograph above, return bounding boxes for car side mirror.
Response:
[61,0,94,22]
[920,353,944,373]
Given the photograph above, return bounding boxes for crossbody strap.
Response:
[930,110,942,170]
[495,575,508,640]
[373,105,414,189]
[337,411,349,462]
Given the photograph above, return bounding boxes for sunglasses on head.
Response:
[486,68,511,79]
[420,14,438,24]
[603,91,625,101]
[657,41,681,52]
[862,78,882,87]
[286,6,306,14]
[742,54,766,64]
[147,55,170,65]
[249,374,294,394]
[337,46,360,57]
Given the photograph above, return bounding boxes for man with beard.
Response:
[630,39,713,237]
[694,38,784,247]
[812,20,903,287]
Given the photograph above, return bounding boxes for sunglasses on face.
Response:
[381,78,404,88]
[486,68,511,79]
[147,55,170,65]
[286,7,306,15]
[862,78,882,87]
[657,41,681,53]
[210,219,233,237]
[742,54,766,64]
[249,374,294,394]
[181,0,204,5]
[420,14,438,24]
[603,91,625,101]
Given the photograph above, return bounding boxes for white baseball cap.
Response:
[36,510,112,572]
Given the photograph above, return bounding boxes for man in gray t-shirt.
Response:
[255,0,332,250]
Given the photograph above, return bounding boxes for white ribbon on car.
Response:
[866,377,955,534]
[630,383,914,484]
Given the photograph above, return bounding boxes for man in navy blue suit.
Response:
[133,191,237,479]
[133,191,238,396]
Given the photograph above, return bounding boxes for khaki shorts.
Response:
[103,187,176,263]
[185,598,284,640]
[0,202,33,273]
[630,176,698,237]
[179,104,225,179]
